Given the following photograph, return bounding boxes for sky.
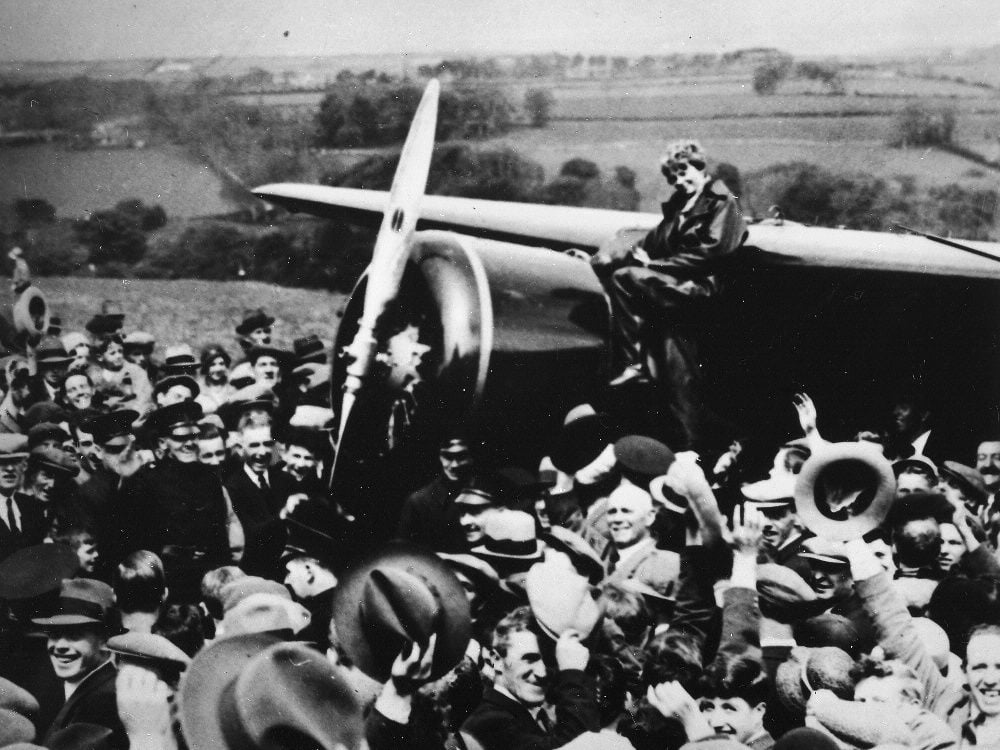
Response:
[2,0,999,62]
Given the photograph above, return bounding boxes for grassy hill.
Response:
[1,277,348,353]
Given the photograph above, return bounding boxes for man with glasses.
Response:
[591,140,747,449]
[117,400,229,601]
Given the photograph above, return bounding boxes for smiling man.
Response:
[33,578,126,748]
[117,400,229,601]
[462,606,599,750]
[602,482,679,599]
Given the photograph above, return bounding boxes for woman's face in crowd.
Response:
[207,356,228,384]
[937,523,967,572]
[64,373,93,410]
[101,342,125,371]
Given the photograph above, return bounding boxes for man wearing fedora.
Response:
[0,433,46,560]
[28,335,73,405]
[33,578,127,748]
[235,308,276,351]
[462,606,600,749]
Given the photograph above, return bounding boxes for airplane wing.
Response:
[254,183,1000,281]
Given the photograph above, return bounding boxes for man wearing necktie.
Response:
[0,433,46,560]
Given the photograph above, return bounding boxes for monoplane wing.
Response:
[253,183,1000,281]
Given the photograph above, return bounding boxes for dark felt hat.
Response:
[84,314,124,336]
[773,728,840,750]
[32,578,115,628]
[0,433,29,460]
[940,461,989,504]
[542,525,605,584]
[794,441,895,541]
[28,445,79,477]
[27,422,70,449]
[885,490,954,529]
[153,373,200,400]
[179,636,364,750]
[292,334,326,365]
[614,435,675,488]
[437,553,500,596]
[22,402,68,431]
[146,400,203,435]
[107,631,191,669]
[279,425,327,457]
[0,544,80,600]
[550,414,613,475]
[34,336,73,365]
[235,309,275,336]
[85,409,138,444]
[245,345,292,367]
[332,541,471,682]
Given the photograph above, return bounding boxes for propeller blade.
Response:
[333,80,440,468]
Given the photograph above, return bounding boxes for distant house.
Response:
[89,117,146,148]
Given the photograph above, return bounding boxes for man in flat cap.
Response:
[116,401,229,601]
[591,139,747,449]
[33,578,127,748]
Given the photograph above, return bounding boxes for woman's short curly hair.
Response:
[660,139,707,176]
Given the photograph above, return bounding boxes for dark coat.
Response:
[0,491,48,560]
[116,458,229,558]
[42,660,127,749]
[461,671,600,750]
[395,476,467,553]
[639,179,748,287]
[225,465,298,533]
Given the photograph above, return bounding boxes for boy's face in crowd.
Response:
[282,444,317,482]
[976,441,1000,491]
[495,630,548,707]
[967,632,1000,716]
[698,696,764,743]
[75,537,99,574]
[896,471,935,497]
[47,625,107,683]
[854,675,915,708]
[101,342,125,372]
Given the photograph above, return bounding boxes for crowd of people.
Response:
[1,136,999,750]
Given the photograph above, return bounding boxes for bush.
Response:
[752,58,792,95]
[524,88,555,127]
[929,184,997,240]
[560,158,601,180]
[113,199,167,231]
[14,198,56,225]
[74,209,147,266]
[24,222,89,276]
[889,104,957,148]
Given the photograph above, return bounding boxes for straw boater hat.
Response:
[470,510,544,577]
[794,441,895,541]
[332,541,471,682]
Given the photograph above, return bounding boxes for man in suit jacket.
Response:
[602,483,680,599]
[0,433,47,560]
[32,578,127,749]
[461,606,600,750]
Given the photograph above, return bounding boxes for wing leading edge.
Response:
[254,183,1000,281]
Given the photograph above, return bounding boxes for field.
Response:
[0,144,245,219]
[0,277,348,353]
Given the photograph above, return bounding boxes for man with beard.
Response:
[0,433,46,560]
[116,401,229,601]
[196,344,233,415]
[397,436,479,553]
[32,578,126,748]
